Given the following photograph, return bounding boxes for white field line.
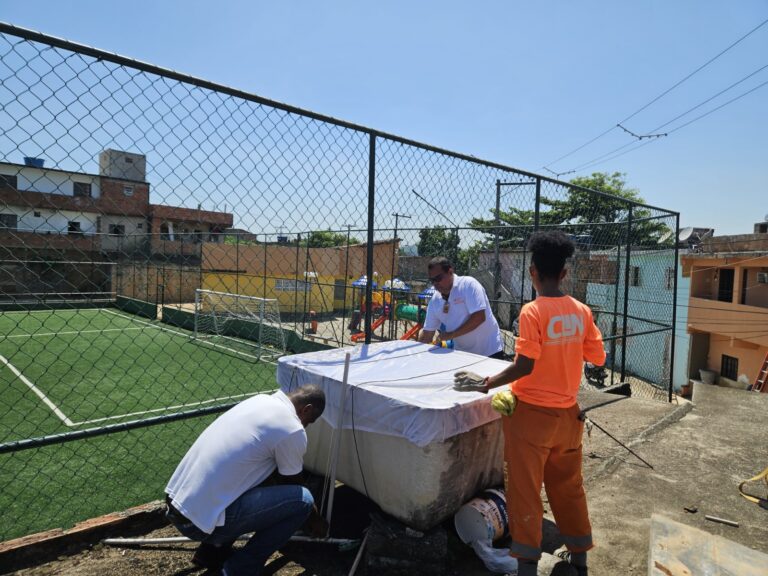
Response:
[0,308,277,428]
[71,391,259,426]
[0,353,74,426]
[3,327,144,339]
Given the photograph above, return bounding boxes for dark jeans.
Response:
[167,484,314,576]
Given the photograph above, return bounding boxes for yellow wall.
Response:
[202,273,335,313]
[707,336,767,385]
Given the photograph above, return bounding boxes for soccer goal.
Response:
[193,289,287,361]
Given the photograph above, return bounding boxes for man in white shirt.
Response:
[419,257,505,358]
[165,385,326,575]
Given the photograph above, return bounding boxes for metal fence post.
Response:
[668,213,681,402]
[364,133,376,345]
[621,205,633,382]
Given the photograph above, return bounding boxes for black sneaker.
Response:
[555,548,588,576]
[192,542,234,570]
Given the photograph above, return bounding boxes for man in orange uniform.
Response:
[477,231,605,576]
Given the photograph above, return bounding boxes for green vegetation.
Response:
[0,308,278,540]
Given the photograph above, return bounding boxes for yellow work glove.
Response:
[453,370,488,392]
[491,390,517,416]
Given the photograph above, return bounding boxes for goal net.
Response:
[193,289,286,361]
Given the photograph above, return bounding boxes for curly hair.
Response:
[527,230,575,280]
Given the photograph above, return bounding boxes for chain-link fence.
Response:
[0,22,680,542]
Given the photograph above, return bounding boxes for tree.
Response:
[470,172,670,248]
[417,226,459,258]
[300,230,361,248]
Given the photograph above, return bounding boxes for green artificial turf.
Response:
[0,307,280,541]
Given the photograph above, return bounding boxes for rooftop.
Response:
[2,384,766,575]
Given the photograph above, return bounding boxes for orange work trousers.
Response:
[502,400,593,561]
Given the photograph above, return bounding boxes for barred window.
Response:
[73,181,92,197]
[108,224,125,236]
[630,266,641,287]
[720,355,738,381]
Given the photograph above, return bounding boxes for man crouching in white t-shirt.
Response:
[165,385,327,575]
[419,256,505,358]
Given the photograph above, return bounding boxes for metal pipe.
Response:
[325,352,351,529]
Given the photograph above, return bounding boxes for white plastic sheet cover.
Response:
[277,341,509,447]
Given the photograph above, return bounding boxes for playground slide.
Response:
[401,323,422,341]
[350,315,387,342]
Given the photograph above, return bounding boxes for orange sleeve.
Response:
[583,308,606,365]
[514,305,542,360]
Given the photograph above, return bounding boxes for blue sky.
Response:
[1,1,767,235]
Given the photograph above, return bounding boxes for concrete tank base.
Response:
[304,417,504,531]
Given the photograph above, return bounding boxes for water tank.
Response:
[23,157,45,168]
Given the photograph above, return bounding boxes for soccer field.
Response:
[0,306,279,540]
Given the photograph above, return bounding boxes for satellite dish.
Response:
[657,230,674,244]
[677,227,695,243]
[699,229,714,241]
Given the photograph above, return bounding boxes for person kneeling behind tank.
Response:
[165,385,328,575]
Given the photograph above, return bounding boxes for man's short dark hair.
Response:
[427,257,452,272]
[288,385,325,414]
[528,231,575,280]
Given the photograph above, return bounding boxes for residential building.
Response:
[0,149,232,298]
[682,223,768,389]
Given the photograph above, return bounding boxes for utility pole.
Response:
[390,213,411,339]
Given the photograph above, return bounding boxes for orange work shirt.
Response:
[511,295,606,408]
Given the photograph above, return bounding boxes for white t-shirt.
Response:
[423,275,503,357]
[165,390,306,534]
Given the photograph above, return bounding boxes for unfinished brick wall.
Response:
[112,262,201,304]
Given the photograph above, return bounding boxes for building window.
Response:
[0,213,18,229]
[630,266,641,287]
[34,211,41,218]
[160,223,170,240]
[123,185,134,197]
[73,182,92,197]
[67,221,83,236]
[720,355,738,381]
[193,230,203,243]
[137,222,143,230]
[664,267,675,290]
[0,174,18,189]
[108,224,125,236]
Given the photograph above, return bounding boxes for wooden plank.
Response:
[649,514,768,576]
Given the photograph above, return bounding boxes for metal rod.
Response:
[0,402,238,455]
[325,352,351,529]
[102,535,359,546]
[581,414,653,469]
[704,515,739,528]
[364,134,376,344]
[347,529,370,576]
[669,213,680,403]
[294,233,301,333]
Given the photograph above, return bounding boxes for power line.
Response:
[565,68,768,173]
[543,16,768,170]
[619,17,768,125]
